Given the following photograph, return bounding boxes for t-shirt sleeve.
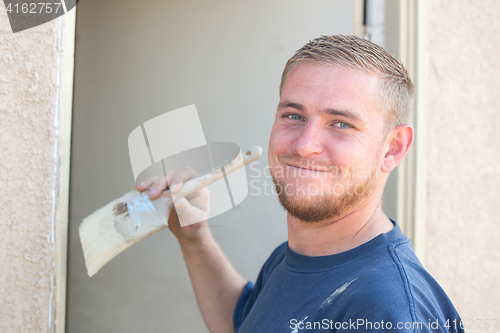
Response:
[233,261,268,332]
[233,281,254,331]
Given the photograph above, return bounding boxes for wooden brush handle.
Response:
[161,145,262,199]
[138,144,262,233]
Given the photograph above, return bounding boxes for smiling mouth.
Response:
[285,163,330,173]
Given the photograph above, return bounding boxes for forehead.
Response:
[280,64,383,120]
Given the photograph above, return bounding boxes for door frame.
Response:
[386,0,428,263]
[52,8,76,333]
[362,0,429,263]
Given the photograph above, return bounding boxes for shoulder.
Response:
[390,242,463,329]
[333,241,462,331]
[338,244,417,319]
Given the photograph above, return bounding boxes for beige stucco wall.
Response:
[427,0,500,323]
[0,7,74,332]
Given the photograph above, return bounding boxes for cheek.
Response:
[269,125,295,153]
[326,136,359,166]
[325,136,379,172]
[268,127,281,168]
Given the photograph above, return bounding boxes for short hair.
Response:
[280,35,414,130]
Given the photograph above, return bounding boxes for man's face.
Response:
[268,64,388,222]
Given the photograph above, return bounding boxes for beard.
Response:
[271,155,379,223]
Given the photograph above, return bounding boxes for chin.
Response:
[271,170,378,223]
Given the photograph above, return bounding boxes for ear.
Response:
[381,124,414,173]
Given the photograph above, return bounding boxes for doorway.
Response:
[66,1,388,332]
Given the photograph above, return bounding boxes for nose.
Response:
[293,118,324,157]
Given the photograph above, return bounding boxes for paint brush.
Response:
[79,145,263,277]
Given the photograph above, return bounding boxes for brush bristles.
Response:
[79,191,169,277]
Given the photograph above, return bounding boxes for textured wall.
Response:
[427,0,500,323]
[0,8,60,333]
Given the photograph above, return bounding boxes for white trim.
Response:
[395,0,415,245]
[50,7,77,333]
[395,0,428,265]
[48,14,63,332]
[413,0,428,265]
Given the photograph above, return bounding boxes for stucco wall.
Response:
[427,0,500,323]
[0,8,62,332]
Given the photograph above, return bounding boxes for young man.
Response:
[138,35,463,332]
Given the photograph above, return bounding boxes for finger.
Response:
[157,170,176,199]
[148,175,169,199]
[167,166,197,194]
[136,176,159,191]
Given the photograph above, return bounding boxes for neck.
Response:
[286,190,393,257]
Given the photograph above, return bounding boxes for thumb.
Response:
[173,197,190,215]
[174,197,207,227]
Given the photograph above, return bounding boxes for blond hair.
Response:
[280,35,414,130]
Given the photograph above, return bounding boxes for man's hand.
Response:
[135,166,211,242]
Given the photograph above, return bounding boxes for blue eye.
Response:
[334,122,351,129]
[285,114,303,121]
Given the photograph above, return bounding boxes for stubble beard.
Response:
[271,163,379,223]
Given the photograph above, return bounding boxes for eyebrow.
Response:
[277,101,364,122]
